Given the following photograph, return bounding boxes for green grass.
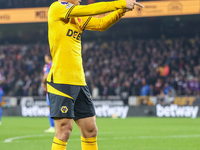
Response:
[0,117,200,150]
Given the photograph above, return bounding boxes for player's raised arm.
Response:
[80,9,126,31]
[69,0,126,18]
[68,0,144,18]
[49,0,142,20]
[78,1,143,31]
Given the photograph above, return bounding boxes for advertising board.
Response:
[19,97,129,118]
[2,96,200,118]
[124,0,200,18]
[0,0,199,24]
[0,7,48,24]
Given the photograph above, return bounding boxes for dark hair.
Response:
[45,54,52,60]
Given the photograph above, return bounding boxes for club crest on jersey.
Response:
[61,106,68,113]
[67,29,82,41]
[60,1,73,9]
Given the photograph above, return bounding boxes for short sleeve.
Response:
[43,65,48,74]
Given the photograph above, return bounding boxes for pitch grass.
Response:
[0,117,200,150]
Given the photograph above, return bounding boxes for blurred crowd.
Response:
[0,36,200,97]
[0,45,49,96]
[83,36,200,98]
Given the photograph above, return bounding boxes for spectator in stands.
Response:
[140,78,150,96]
[140,98,148,106]
[163,83,173,95]
[154,78,164,95]
[120,81,131,105]
[163,82,176,104]
[157,91,165,105]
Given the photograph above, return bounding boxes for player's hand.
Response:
[125,0,144,10]
[123,8,131,14]
[41,83,47,92]
[125,0,134,10]
[134,1,144,8]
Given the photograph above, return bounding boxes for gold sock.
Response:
[81,136,98,150]
[51,137,67,150]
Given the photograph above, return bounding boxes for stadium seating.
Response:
[0,36,200,97]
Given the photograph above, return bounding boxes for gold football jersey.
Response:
[47,1,126,85]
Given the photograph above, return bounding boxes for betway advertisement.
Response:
[156,104,199,118]
[20,97,49,117]
[3,96,200,118]
[20,97,129,118]
[93,100,129,119]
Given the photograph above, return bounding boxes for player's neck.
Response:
[47,61,52,64]
[58,0,78,5]
[58,0,68,2]
[58,0,70,2]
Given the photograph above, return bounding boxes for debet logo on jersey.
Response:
[67,29,82,41]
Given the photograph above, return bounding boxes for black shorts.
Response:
[47,82,96,120]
